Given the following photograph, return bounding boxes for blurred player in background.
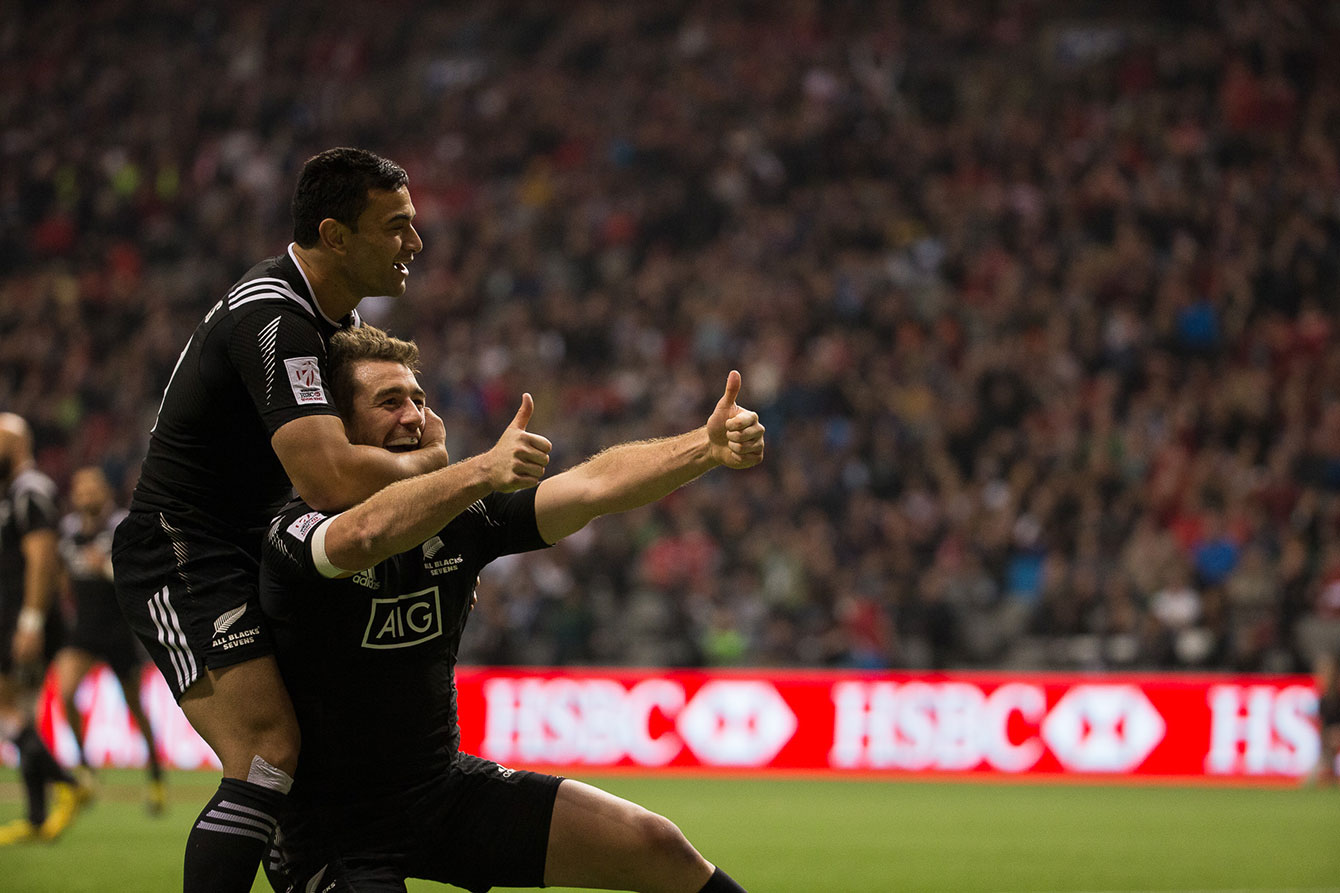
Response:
[261,326,759,893]
[0,413,87,844]
[112,148,455,892]
[52,466,165,814]
[1311,651,1340,786]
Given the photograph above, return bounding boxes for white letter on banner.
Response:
[983,683,1045,772]
[1273,686,1319,776]
[1205,685,1274,774]
[480,677,520,762]
[540,678,587,763]
[624,679,685,766]
[896,682,937,770]
[936,683,986,770]
[574,679,627,765]
[829,681,873,768]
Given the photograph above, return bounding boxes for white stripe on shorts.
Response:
[149,585,197,694]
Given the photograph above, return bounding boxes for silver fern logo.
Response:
[214,604,247,636]
[422,536,445,559]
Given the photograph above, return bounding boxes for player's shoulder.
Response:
[267,498,329,546]
[225,251,321,321]
[12,467,58,502]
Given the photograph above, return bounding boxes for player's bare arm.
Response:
[271,410,449,512]
[534,370,765,545]
[11,527,59,665]
[317,395,552,574]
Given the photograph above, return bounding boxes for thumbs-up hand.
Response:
[707,370,765,470]
[487,393,552,491]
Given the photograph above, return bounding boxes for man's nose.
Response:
[399,400,425,427]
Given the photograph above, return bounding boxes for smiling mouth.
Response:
[386,435,419,452]
[394,262,409,274]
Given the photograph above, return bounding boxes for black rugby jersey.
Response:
[59,507,126,631]
[0,467,60,612]
[129,246,359,543]
[259,488,548,793]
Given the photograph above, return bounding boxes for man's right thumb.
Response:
[510,393,534,429]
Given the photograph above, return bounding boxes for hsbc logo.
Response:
[1041,685,1164,772]
[679,681,797,766]
[831,681,1166,773]
[481,678,797,768]
[475,674,1319,778]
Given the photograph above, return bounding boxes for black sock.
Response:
[14,725,72,824]
[145,736,163,782]
[698,866,747,892]
[183,777,285,893]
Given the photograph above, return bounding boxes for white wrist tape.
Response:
[17,607,44,635]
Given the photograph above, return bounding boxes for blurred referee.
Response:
[111,148,452,893]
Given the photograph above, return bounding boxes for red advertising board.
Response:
[457,668,1321,782]
[11,665,1323,784]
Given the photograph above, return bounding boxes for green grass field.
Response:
[2,769,1337,892]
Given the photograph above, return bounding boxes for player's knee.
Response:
[631,809,701,870]
[227,711,300,777]
[255,718,301,776]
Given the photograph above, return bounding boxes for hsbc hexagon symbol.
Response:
[677,680,798,767]
[1041,685,1166,772]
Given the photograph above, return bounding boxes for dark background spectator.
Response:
[3,0,1340,673]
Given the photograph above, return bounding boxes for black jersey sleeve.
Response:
[12,470,59,537]
[226,304,341,436]
[461,487,551,564]
[259,501,332,621]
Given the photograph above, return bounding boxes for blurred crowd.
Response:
[3,0,1340,673]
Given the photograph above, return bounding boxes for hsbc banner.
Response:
[7,666,1322,782]
[458,668,1321,781]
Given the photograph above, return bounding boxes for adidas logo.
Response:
[351,567,379,590]
[214,604,247,636]
[423,536,445,559]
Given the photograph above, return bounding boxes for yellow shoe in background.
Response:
[73,764,97,795]
[145,778,167,816]
[0,817,39,845]
[39,781,90,840]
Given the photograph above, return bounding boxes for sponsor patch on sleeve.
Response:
[283,356,328,405]
[286,511,327,541]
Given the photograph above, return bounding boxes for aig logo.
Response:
[362,587,443,650]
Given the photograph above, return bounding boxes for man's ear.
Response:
[317,217,350,253]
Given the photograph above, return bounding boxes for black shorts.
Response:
[279,753,563,893]
[69,595,147,679]
[111,510,273,701]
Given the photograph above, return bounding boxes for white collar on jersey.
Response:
[287,243,345,328]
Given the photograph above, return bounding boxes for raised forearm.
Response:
[535,428,718,543]
[322,455,494,572]
[273,414,449,512]
[311,441,449,510]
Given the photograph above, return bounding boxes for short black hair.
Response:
[291,148,409,247]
